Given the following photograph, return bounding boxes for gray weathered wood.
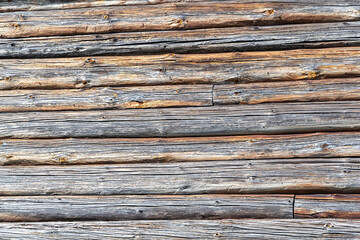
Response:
[3,21,360,58]
[0,195,293,221]
[295,194,360,219]
[214,78,360,104]
[1,102,360,138]
[2,1,360,38]
[2,132,360,165]
[3,0,360,13]
[0,0,203,12]
[0,158,359,195]
[6,77,360,113]
[1,219,359,239]
[1,47,360,90]
[0,85,212,112]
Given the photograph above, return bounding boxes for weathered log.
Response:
[3,0,360,12]
[1,132,360,165]
[214,78,360,104]
[0,219,359,239]
[2,21,360,58]
[295,194,360,219]
[7,78,360,113]
[1,47,360,90]
[0,158,359,195]
[0,0,202,12]
[2,2,360,38]
[1,102,360,138]
[0,195,293,221]
[0,85,212,112]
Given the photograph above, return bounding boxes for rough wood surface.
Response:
[3,0,360,12]
[0,0,202,12]
[2,21,360,58]
[1,47,360,90]
[5,77,360,112]
[295,194,360,219]
[0,219,359,239]
[1,158,359,195]
[0,85,212,112]
[214,78,360,104]
[0,195,293,221]
[2,1,360,38]
[1,102,360,138]
[2,132,360,165]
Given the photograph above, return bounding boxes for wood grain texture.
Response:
[1,102,360,138]
[214,78,360,104]
[0,158,359,195]
[2,132,360,165]
[3,0,360,12]
[0,0,201,12]
[1,47,360,90]
[0,219,359,239]
[0,85,212,112]
[0,195,293,221]
[6,77,360,113]
[295,194,360,219]
[2,1,360,38]
[2,21,360,58]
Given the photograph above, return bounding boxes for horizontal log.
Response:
[0,195,293,221]
[1,47,360,89]
[1,102,360,138]
[0,219,359,239]
[1,132,360,165]
[295,194,360,218]
[0,0,200,12]
[3,0,360,12]
[2,2,360,38]
[0,85,212,112]
[0,158,359,195]
[3,21,360,58]
[214,78,360,104]
[7,78,360,113]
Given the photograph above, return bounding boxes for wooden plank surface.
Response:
[1,102,360,138]
[0,0,198,12]
[1,132,360,165]
[2,21,360,58]
[0,195,293,221]
[295,194,360,218]
[214,78,360,104]
[0,158,359,195]
[0,219,359,239]
[0,85,212,112]
[1,47,360,90]
[2,1,360,38]
[5,77,360,112]
[3,0,360,13]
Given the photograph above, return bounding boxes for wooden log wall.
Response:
[1,0,360,238]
